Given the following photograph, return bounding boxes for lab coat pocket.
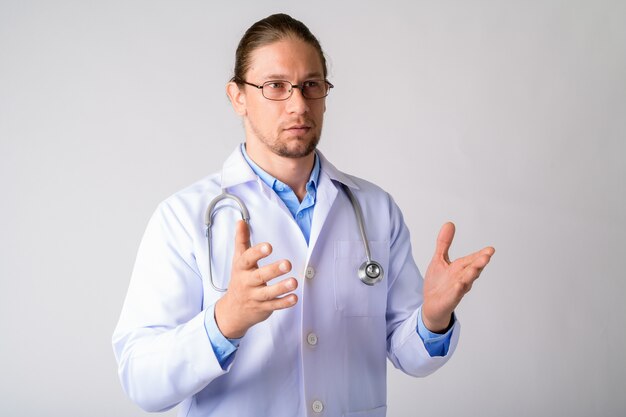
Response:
[343,405,387,417]
[334,240,389,317]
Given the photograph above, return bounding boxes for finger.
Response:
[454,246,495,269]
[236,241,273,271]
[263,293,298,311]
[253,259,292,285]
[255,277,298,301]
[233,220,251,257]
[460,254,493,284]
[434,222,455,264]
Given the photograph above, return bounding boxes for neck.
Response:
[245,142,315,201]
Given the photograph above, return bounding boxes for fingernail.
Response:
[261,244,269,254]
[279,262,289,272]
[286,279,295,289]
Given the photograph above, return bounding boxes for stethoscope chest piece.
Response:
[341,183,385,287]
[358,260,384,286]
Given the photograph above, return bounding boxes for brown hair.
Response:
[231,13,328,84]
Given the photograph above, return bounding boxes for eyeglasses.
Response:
[239,79,334,101]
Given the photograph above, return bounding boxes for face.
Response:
[228,37,326,160]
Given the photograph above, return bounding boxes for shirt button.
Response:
[312,400,324,413]
[307,332,318,346]
[305,266,315,279]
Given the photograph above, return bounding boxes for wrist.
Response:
[422,310,453,334]
[215,298,246,339]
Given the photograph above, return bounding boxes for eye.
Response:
[265,81,288,89]
[303,80,321,88]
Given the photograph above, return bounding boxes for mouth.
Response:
[284,124,311,135]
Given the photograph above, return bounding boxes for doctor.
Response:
[113,13,495,417]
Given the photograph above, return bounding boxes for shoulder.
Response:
[164,172,222,206]
[345,174,390,198]
[153,171,223,229]
[317,150,392,203]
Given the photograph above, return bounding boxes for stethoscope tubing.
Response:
[205,192,250,292]
[205,184,383,292]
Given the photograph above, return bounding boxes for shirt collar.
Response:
[240,143,320,193]
[220,144,358,191]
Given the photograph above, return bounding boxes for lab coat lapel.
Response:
[220,146,362,253]
[307,169,337,256]
[220,145,306,239]
[307,151,359,259]
[220,145,275,202]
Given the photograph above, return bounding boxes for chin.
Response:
[273,134,320,159]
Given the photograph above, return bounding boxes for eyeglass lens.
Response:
[262,80,329,100]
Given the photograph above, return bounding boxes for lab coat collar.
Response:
[220,145,258,190]
[316,150,359,190]
[220,145,359,191]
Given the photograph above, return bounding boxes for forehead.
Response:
[246,37,324,80]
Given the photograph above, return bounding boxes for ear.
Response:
[226,81,247,116]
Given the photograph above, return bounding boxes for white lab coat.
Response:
[113,146,460,417]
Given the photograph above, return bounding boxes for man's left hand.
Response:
[421,222,495,333]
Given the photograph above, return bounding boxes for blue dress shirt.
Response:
[205,145,454,369]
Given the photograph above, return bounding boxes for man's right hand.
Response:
[214,220,298,339]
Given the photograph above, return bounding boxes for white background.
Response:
[1,1,625,416]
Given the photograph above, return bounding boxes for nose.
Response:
[285,87,310,114]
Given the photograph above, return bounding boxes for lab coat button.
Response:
[307,332,318,346]
[305,266,315,279]
[312,400,324,413]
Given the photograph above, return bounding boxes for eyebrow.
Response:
[262,72,324,80]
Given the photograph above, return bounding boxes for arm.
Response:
[385,199,495,376]
[112,203,223,412]
[384,199,459,376]
[112,206,297,412]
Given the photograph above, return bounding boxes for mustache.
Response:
[282,119,316,129]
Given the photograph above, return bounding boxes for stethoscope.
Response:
[205,183,384,292]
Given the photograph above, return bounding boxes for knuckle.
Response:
[468,265,480,276]
[252,270,267,286]
[261,290,272,302]
[237,253,253,269]
[455,281,470,294]
[235,257,247,270]
[256,266,273,285]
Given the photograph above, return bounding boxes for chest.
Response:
[194,182,391,319]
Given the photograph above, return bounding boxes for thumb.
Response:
[233,220,251,257]
[434,222,455,264]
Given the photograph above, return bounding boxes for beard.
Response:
[272,134,320,158]
[249,118,322,159]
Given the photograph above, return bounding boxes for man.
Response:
[113,13,495,417]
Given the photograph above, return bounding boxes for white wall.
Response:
[1,1,624,416]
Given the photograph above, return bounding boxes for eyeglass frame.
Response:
[236,78,334,101]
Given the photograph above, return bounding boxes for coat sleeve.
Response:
[112,201,227,412]
[384,196,461,377]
